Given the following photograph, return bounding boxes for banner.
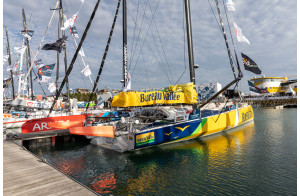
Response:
[248,80,268,94]
[233,23,250,45]
[81,66,91,77]
[69,26,79,38]
[38,64,55,82]
[112,83,197,107]
[48,82,57,93]
[3,78,12,88]
[21,30,34,40]
[61,13,78,30]
[225,0,235,11]
[34,59,45,68]
[241,53,262,74]
[122,73,131,92]
[3,54,9,64]
[14,46,27,54]
[42,37,67,53]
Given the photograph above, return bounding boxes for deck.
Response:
[3,140,97,196]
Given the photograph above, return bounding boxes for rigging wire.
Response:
[126,10,173,85]
[173,0,188,86]
[207,0,223,33]
[146,0,174,84]
[130,1,168,80]
[142,53,151,89]
[128,0,140,69]
[221,0,243,79]
[17,0,60,97]
[128,0,147,71]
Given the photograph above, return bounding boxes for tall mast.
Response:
[214,0,237,79]
[122,0,128,87]
[5,27,15,99]
[56,2,61,96]
[184,0,196,85]
[22,6,34,99]
[59,0,71,111]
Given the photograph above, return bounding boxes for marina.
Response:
[2,0,297,195]
[10,107,295,195]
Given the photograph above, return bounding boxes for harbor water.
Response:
[28,108,297,195]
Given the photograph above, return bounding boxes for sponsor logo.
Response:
[175,125,190,132]
[242,108,253,122]
[136,132,155,146]
[32,122,52,131]
[27,102,34,107]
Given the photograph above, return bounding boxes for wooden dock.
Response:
[3,140,97,196]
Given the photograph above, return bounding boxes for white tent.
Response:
[285,85,295,95]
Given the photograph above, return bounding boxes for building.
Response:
[250,76,297,96]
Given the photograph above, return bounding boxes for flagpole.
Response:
[5,27,15,100]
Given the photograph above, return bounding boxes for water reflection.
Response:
[27,108,296,196]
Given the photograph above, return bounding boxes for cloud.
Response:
[3,0,297,96]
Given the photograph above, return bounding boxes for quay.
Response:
[3,140,97,196]
[244,96,296,108]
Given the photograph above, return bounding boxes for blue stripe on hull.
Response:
[134,119,203,149]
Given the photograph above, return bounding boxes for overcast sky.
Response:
[2,0,297,96]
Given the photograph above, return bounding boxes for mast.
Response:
[5,27,15,99]
[59,0,71,111]
[56,2,61,96]
[22,6,34,99]
[184,0,196,85]
[214,0,236,79]
[122,0,128,87]
[48,0,102,116]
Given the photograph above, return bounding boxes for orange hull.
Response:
[69,126,115,138]
[21,115,88,133]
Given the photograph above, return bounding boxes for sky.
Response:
[2,0,297,96]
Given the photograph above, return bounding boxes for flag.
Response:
[42,37,67,53]
[225,0,235,11]
[38,64,55,82]
[248,80,268,94]
[241,53,262,74]
[61,13,78,30]
[21,30,34,40]
[13,61,19,71]
[69,26,79,38]
[34,59,45,68]
[6,64,13,71]
[122,73,131,92]
[81,65,91,77]
[3,54,9,64]
[79,48,85,57]
[233,23,250,45]
[3,78,12,88]
[14,46,27,54]
[48,83,56,93]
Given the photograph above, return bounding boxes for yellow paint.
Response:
[175,125,190,132]
[179,106,254,142]
[136,132,155,146]
[164,132,173,136]
[111,82,197,107]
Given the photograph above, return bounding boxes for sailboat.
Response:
[3,1,109,135]
[69,0,254,152]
